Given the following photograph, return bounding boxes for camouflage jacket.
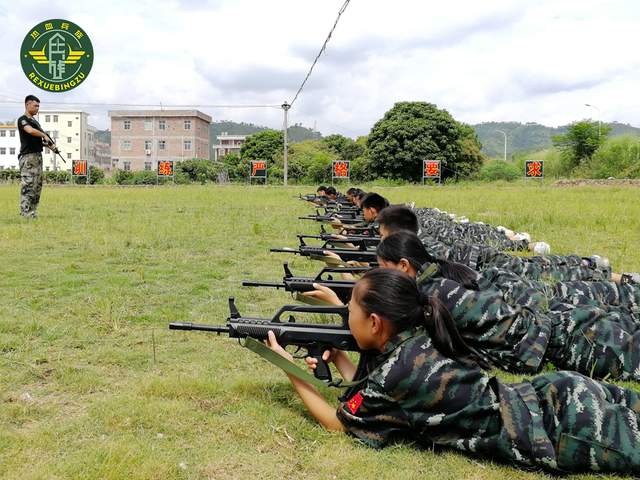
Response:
[419,277,551,373]
[337,327,640,473]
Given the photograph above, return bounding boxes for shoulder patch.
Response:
[20,119,27,126]
[346,391,364,414]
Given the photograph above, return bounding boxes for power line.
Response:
[289,0,351,107]
[0,99,280,109]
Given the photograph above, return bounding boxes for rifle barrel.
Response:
[242,280,286,288]
[169,322,229,333]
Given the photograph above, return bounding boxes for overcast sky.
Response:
[0,0,638,136]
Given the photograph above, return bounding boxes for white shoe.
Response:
[514,232,531,243]
[532,242,551,255]
[589,255,610,269]
[496,226,507,233]
[502,228,515,238]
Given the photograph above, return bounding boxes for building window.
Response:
[144,120,152,131]
[9,147,15,155]
[122,140,131,151]
[158,120,166,130]
[0,148,5,155]
[68,121,72,127]
[144,162,152,171]
[158,140,166,150]
[184,140,192,150]
[123,120,131,130]
[9,130,15,137]
[123,161,131,171]
[67,137,72,143]
[0,130,5,137]
[46,166,50,171]
[144,140,152,151]
[112,158,119,167]
[45,115,50,122]
[184,120,191,130]
[67,153,72,159]
[53,115,58,123]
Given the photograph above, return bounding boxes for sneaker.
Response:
[496,226,507,233]
[512,233,530,242]
[621,273,640,285]
[588,255,610,270]
[532,242,551,255]
[513,232,531,243]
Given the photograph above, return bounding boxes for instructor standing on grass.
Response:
[16,94,58,218]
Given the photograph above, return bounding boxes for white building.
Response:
[213,133,246,161]
[37,111,97,171]
[0,124,20,169]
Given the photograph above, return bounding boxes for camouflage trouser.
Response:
[555,280,640,314]
[547,303,640,381]
[487,253,611,282]
[19,152,43,217]
[532,371,640,473]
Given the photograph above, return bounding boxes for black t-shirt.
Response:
[17,115,44,157]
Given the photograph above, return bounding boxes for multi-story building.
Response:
[0,124,20,169]
[213,133,246,161]
[95,141,112,171]
[37,110,96,171]
[109,110,211,171]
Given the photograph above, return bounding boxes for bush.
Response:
[575,135,640,179]
[176,158,226,184]
[73,166,105,185]
[476,160,520,182]
[0,168,20,182]
[44,170,70,184]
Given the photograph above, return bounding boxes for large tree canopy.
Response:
[240,130,283,162]
[367,102,484,181]
[552,120,611,171]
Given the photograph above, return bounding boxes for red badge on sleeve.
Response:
[346,391,364,414]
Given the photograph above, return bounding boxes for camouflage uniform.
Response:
[337,327,640,473]
[421,275,640,381]
[19,152,43,218]
[418,232,611,282]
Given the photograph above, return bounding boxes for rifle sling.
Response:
[243,337,360,389]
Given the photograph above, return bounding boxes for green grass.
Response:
[1,183,639,480]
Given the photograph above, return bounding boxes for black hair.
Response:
[25,95,40,104]
[354,269,487,368]
[346,187,359,195]
[317,185,327,193]
[361,193,389,212]
[376,231,479,290]
[325,186,337,196]
[377,206,418,234]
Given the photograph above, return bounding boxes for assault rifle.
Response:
[270,244,377,265]
[169,298,358,383]
[298,213,364,225]
[242,263,361,303]
[43,137,67,164]
[297,234,380,249]
[319,224,379,237]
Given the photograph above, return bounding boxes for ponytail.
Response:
[377,231,479,290]
[356,269,490,369]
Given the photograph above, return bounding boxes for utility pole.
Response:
[282,102,290,186]
[495,130,507,162]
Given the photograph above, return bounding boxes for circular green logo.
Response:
[20,19,93,92]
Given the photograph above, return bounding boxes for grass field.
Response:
[1,183,640,480]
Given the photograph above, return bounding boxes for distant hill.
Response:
[474,121,640,158]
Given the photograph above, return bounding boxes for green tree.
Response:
[552,120,611,171]
[240,130,283,163]
[367,102,479,181]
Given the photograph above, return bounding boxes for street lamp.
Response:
[585,103,601,138]
[495,130,507,162]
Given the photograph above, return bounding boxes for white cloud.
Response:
[0,0,638,135]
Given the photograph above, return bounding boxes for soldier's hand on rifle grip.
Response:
[305,348,338,372]
[264,331,294,362]
[302,283,344,306]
